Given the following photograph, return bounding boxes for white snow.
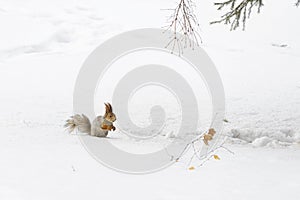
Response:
[0,0,300,199]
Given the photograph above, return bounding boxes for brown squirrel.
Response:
[64,103,116,137]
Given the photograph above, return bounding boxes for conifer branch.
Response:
[211,0,264,30]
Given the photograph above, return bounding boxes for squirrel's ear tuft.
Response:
[107,103,113,112]
[104,103,109,113]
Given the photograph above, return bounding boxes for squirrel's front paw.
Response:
[101,124,108,130]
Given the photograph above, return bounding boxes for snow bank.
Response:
[0,0,299,150]
[227,128,300,147]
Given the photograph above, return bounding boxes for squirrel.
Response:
[64,103,116,137]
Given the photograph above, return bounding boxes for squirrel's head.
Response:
[103,103,116,122]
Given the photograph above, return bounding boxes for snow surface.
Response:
[0,0,300,199]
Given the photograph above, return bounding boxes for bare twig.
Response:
[296,0,300,6]
[164,0,201,54]
[196,140,233,168]
[211,0,264,30]
[169,109,235,168]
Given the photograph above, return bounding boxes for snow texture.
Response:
[0,0,300,199]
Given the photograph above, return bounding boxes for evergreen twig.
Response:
[211,0,264,30]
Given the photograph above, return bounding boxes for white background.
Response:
[0,0,300,199]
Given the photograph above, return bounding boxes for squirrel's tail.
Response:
[64,114,91,134]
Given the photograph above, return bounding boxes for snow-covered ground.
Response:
[0,0,300,199]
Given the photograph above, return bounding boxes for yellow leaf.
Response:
[204,134,213,141]
[213,155,220,160]
[188,166,195,170]
[208,128,216,136]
